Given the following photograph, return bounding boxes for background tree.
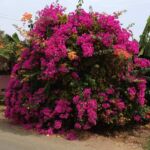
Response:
[139,16,150,58]
[138,16,150,107]
[0,29,24,73]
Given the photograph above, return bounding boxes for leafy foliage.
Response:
[139,16,150,58]
[0,31,24,73]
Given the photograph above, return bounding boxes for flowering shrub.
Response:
[5,3,150,137]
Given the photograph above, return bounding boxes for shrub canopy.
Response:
[5,3,150,136]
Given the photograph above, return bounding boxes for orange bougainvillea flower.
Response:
[114,49,132,60]
[60,63,67,67]
[68,51,78,60]
[21,12,32,21]
[21,48,26,52]
[0,43,4,49]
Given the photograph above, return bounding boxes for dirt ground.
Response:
[0,105,149,150]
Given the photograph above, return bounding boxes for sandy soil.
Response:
[0,106,149,150]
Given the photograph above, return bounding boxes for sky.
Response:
[0,0,150,40]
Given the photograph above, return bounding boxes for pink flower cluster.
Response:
[98,89,127,124]
[134,57,150,68]
[127,87,136,100]
[73,89,97,130]
[32,4,65,37]
[137,79,146,106]
[77,34,94,57]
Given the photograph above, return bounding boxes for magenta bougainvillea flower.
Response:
[5,3,150,138]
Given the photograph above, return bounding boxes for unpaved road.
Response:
[0,106,143,150]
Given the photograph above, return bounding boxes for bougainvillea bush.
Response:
[5,3,150,137]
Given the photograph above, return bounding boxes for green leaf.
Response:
[139,16,150,58]
[0,48,11,60]
[12,33,20,43]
